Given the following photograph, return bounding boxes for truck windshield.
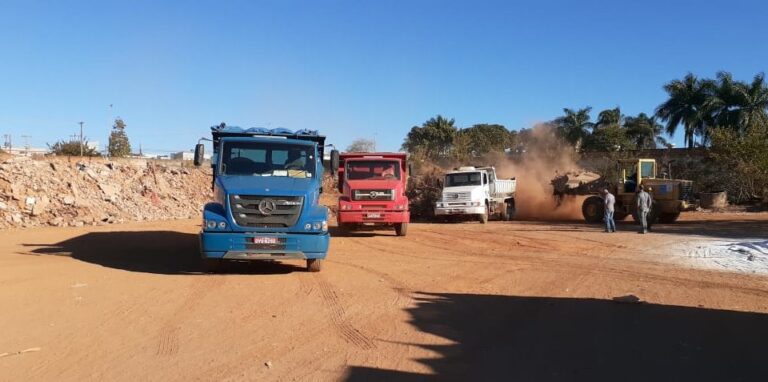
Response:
[346,160,400,180]
[445,172,481,187]
[220,141,314,178]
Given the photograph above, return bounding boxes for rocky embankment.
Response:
[0,156,212,229]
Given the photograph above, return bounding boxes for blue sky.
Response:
[1,0,766,154]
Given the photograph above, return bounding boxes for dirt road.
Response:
[2,213,768,381]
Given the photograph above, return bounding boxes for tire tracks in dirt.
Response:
[154,275,226,357]
[312,274,377,350]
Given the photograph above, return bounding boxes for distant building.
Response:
[171,151,195,161]
[5,147,49,156]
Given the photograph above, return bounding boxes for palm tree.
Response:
[655,73,709,148]
[554,107,594,149]
[624,113,668,149]
[401,114,458,160]
[704,71,744,131]
[737,72,768,132]
[595,107,623,129]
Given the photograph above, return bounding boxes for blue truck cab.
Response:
[193,124,339,272]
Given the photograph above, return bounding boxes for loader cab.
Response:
[618,159,656,195]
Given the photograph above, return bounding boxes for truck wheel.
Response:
[203,258,222,273]
[657,212,680,223]
[395,223,408,236]
[306,259,322,272]
[479,206,489,224]
[581,196,604,224]
[504,201,515,221]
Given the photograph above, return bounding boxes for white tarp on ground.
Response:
[673,239,768,275]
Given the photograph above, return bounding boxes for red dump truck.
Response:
[337,152,410,236]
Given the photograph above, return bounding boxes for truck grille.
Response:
[443,192,471,202]
[353,189,394,201]
[229,195,303,228]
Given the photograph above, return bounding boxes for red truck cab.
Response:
[337,152,410,236]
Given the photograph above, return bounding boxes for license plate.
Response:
[450,209,464,214]
[366,213,381,218]
[253,237,279,244]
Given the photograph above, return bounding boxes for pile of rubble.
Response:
[0,156,212,229]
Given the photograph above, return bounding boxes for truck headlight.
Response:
[217,221,227,229]
[206,220,217,229]
[396,205,405,210]
[321,220,328,231]
[471,201,481,207]
[304,223,312,230]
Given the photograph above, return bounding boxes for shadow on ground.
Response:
[24,231,303,275]
[345,293,768,382]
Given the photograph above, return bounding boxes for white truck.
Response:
[434,166,517,223]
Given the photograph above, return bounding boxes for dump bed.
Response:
[495,178,516,196]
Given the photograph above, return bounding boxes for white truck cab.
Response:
[434,166,516,223]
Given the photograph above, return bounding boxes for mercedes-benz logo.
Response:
[369,191,379,198]
[453,193,460,199]
[258,199,277,215]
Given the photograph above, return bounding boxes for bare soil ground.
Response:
[2,212,768,381]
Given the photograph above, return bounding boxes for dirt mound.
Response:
[0,156,212,228]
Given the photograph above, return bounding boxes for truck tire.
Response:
[203,258,222,273]
[582,196,604,224]
[479,206,489,224]
[306,259,322,272]
[657,212,680,223]
[504,201,516,221]
[395,222,408,236]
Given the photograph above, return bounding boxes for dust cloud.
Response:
[491,124,586,221]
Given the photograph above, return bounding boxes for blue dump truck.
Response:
[193,124,339,272]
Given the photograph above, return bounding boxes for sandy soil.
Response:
[2,212,768,381]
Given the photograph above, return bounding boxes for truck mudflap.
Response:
[337,210,410,224]
[200,232,329,260]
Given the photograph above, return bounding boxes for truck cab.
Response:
[435,166,516,223]
[337,152,410,236]
[194,125,338,272]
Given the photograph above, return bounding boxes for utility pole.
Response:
[78,121,84,157]
[2,134,10,153]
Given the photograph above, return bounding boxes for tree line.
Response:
[400,71,767,160]
[557,71,768,152]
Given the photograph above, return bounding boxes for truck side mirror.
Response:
[330,150,340,173]
[193,144,205,167]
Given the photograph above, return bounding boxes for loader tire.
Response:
[657,212,680,223]
[582,196,604,224]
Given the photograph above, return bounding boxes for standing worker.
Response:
[602,188,616,233]
[636,185,652,234]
